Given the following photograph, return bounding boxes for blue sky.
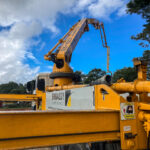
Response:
[0,0,148,83]
[35,14,146,74]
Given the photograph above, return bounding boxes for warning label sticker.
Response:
[123,126,131,132]
[120,102,135,120]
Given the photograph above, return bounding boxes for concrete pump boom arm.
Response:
[44,18,109,71]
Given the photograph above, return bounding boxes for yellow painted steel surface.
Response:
[0,93,44,110]
[46,84,87,91]
[138,103,150,111]
[95,84,121,110]
[0,110,120,149]
[111,80,150,93]
[1,132,120,149]
[0,94,40,101]
[52,61,74,86]
[133,58,147,80]
[119,102,147,150]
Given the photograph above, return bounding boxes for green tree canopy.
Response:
[140,50,150,79]
[83,68,106,84]
[112,50,150,82]
[0,82,26,94]
[112,67,137,83]
[127,0,150,47]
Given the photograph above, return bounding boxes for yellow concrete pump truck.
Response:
[0,18,150,150]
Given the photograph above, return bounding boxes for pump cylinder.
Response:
[111,81,150,93]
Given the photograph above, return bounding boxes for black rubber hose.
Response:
[147,131,150,150]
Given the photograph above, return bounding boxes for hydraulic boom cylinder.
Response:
[111,81,150,93]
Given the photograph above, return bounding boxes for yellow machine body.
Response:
[1,19,150,150]
[0,80,150,150]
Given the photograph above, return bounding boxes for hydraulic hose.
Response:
[147,131,150,150]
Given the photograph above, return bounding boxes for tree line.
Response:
[0,82,27,94]
[77,50,150,84]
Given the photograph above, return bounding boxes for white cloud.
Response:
[47,66,53,70]
[10,21,42,40]
[0,0,76,83]
[117,5,127,17]
[88,0,125,20]
[72,0,94,13]
[0,0,127,83]
[38,42,46,51]
[0,0,126,30]
[0,21,41,83]
[0,0,76,33]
